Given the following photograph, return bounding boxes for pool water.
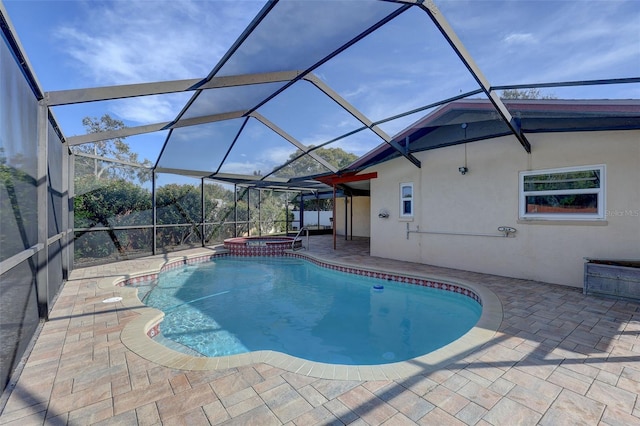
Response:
[139,257,482,365]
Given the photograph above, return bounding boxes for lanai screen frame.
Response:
[5,0,640,266]
[44,0,638,187]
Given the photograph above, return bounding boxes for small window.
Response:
[400,182,413,218]
[519,165,605,220]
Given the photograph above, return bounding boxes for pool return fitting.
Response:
[406,223,517,239]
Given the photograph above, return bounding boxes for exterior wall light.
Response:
[458,166,468,175]
[378,209,390,219]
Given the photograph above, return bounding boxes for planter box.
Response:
[584,259,640,301]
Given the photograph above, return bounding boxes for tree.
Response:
[155,183,203,247]
[0,148,37,261]
[74,180,152,258]
[275,146,359,179]
[73,114,152,262]
[72,114,151,183]
[500,88,557,100]
[253,189,290,234]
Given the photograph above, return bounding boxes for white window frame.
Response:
[400,182,414,218]
[519,164,606,221]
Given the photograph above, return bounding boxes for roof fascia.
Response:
[492,77,640,92]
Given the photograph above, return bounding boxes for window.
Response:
[400,182,413,218]
[519,165,605,220]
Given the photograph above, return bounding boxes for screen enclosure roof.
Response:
[5,0,639,194]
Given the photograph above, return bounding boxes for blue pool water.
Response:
[139,257,482,365]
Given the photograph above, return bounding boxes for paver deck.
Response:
[1,235,639,425]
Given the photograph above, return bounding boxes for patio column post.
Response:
[285,190,289,234]
[299,191,304,230]
[201,177,205,247]
[350,194,353,241]
[332,184,336,250]
[258,189,262,236]
[36,101,49,319]
[344,196,348,241]
[316,192,320,231]
[152,170,157,255]
[234,184,238,238]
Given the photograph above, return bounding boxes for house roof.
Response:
[349,98,640,172]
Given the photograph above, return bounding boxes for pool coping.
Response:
[97,248,503,380]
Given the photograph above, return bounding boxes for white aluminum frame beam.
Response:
[73,152,153,169]
[44,70,303,106]
[212,172,288,183]
[395,0,531,153]
[250,111,339,173]
[66,110,248,146]
[304,74,422,168]
[155,167,222,177]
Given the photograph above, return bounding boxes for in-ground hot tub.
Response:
[224,236,301,256]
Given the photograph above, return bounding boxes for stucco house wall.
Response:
[367,130,640,287]
[335,196,371,237]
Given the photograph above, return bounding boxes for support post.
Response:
[67,150,75,273]
[246,188,250,237]
[285,190,289,234]
[316,192,320,232]
[201,178,205,247]
[344,196,348,241]
[350,194,353,241]
[152,171,157,255]
[332,185,336,250]
[36,101,49,319]
[299,191,304,230]
[233,184,238,237]
[61,143,70,279]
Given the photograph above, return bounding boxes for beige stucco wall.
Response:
[367,130,640,287]
[335,196,371,237]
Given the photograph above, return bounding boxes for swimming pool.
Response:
[138,256,482,365]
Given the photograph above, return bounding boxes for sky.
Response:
[3,0,639,177]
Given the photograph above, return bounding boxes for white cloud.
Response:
[220,161,263,176]
[54,1,263,123]
[111,94,192,124]
[263,146,295,165]
[503,33,536,45]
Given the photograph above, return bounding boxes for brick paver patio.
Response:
[1,235,639,425]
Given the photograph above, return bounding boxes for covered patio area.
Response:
[1,236,639,425]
